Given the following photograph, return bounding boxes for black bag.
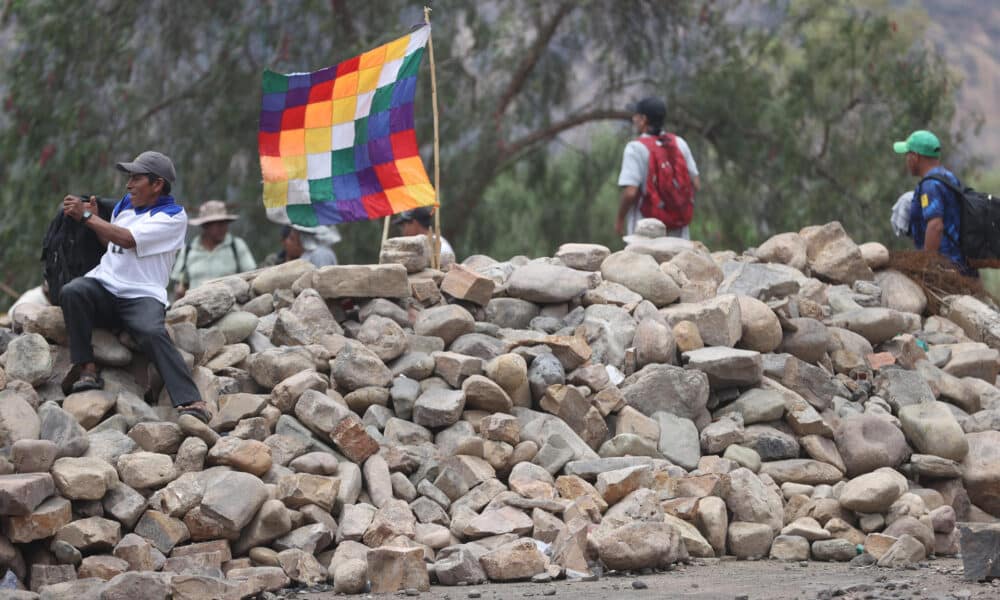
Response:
[40,197,117,304]
[921,175,1000,261]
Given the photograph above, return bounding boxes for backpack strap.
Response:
[180,237,195,287]
[917,174,963,251]
[231,237,242,273]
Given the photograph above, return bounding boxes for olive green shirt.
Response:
[170,233,256,290]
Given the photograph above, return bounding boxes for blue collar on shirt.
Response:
[113,194,182,219]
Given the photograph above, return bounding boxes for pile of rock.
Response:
[0,219,998,598]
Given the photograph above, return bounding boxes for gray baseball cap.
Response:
[116,151,177,183]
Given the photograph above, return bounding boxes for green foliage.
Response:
[0,0,978,312]
[460,127,624,259]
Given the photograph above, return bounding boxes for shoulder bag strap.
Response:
[917,175,962,250]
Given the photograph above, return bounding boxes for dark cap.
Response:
[629,97,666,124]
[116,151,177,183]
[392,207,433,227]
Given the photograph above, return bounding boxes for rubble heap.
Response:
[1,218,999,598]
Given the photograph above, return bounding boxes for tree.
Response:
[0,0,975,310]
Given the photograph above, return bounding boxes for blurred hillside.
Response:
[922,0,1000,168]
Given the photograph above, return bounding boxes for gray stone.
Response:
[38,402,88,458]
[331,343,392,391]
[682,347,762,388]
[653,412,700,470]
[414,305,475,346]
[779,318,830,364]
[4,333,52,385]
[0,473,55,517]
[620,363,710,429]
[717,261,803,300]
[661,294,742,347]
[716,388,786,424]
[826,307,910,345]
[313,263,410,298]
[199,471,268,534]
[834,413,910,477]
[485,298,541,330]
[770,535,810,561]
[555,243,611,271]
[600,251,680,307]
[874,368,936,412]
[413,388,466,429]
[505,263,594,303]
[898,401,969,461]
[742,424,800,461]
[0,389,41,451]
[811,538,856,561]
[527,353,565,401]
[800,221,874,285]
[727,521,774,559]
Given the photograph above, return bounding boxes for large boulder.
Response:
[682,347,762,389]
[754,232,807,271]
[940,294,1000,350]
[4,333,52,386]
[717,262,803,301]
[736,296,782,353]
[0,389,41,450]
[876,270,927,315]
[834,414,910,477]
[838,468,908,513]
[898,401,968,462]
[661,295,742,347]
[505,263,594,303]
[620,364,710,429]
[799,221,873,284]
[593,521,685,571]
[600,251,680,307]
[723,468,783,534]
[962,431,1000,516]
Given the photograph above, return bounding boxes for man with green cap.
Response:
[893,130,968,272]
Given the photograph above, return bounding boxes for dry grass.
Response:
[886,250,1000,314]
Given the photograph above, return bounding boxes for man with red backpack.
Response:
[615,97,700,238]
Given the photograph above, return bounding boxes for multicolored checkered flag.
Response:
[258,26,436,226]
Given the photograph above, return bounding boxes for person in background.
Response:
[392,207,455,261]
[893,129,972,274]
[265,224,340,268]
[171,200,256,298]
[616,97,701,238]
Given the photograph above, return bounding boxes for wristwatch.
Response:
[81,210,92,222]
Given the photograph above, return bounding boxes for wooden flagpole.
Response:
[424,6,442,270]
[379,215,391,262]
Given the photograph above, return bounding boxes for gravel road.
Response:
[295,557,999,600]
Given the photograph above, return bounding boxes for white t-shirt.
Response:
[86,195,187,306]
[618,133,699,236]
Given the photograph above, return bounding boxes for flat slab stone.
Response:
[562,457,655,481]
[960,525,1000,582]
[313,264,410,299]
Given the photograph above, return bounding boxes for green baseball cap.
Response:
[893,130,941,158]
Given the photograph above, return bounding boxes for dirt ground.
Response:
[294,557,999,600]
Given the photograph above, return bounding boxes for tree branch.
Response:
[493,1,574,123]
[502,108,631,162]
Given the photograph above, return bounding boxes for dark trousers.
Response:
[60,277,201,407]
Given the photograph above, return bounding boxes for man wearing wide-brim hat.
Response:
[170,199,256,298]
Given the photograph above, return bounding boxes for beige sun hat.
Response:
[189,200,239,226]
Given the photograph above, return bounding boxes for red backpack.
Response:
[636,133,694,230]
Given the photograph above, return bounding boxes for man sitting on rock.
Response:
[59,150,210,424]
